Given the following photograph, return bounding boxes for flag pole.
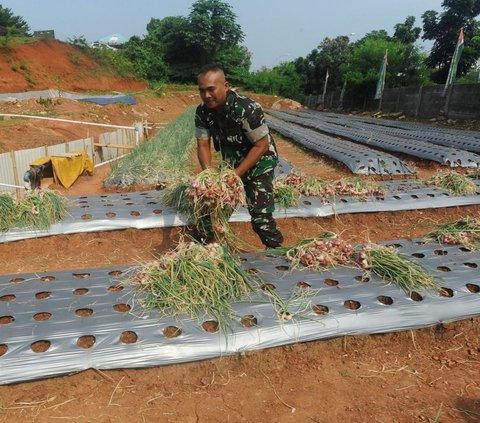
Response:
[321,69,329,106]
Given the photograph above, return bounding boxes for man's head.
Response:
[197,64,229,110]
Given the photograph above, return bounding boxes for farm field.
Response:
[1,42,480,423]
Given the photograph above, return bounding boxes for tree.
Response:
[342,35,429,103]
[123,0,251,83]
[186,0,245,64]
[422,0,480,82]
[393,16,421,44]
[298,36,353,94]
[0,5,30,36]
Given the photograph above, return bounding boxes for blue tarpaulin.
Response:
[79,95,137,106]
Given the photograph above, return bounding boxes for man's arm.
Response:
[197,138,212,170]
[234,135,269,177]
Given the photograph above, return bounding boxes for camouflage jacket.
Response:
[195,90,278,178]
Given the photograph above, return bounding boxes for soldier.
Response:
[195,63,284,248]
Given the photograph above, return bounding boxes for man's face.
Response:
[198,70,229,110]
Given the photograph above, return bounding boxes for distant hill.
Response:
[0,39,146,94]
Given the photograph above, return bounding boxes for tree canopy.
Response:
[0,4,30,36]
[422,0,480,82]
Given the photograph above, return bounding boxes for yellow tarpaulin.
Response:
[32,150,94,189]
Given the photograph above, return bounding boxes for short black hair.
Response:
[198,63,225,78]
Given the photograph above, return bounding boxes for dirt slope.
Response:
[0,39,146,93]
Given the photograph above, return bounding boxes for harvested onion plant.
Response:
[427,171,477,196]
[268,233,354,271]
[128,241,256,329]
[425,216,480,249]
[0,193,16,232]
[162,179,195,219]
[360,244,439,293]
[273,170,385,205]
[273,182,301,210]
[164,166,246,249]
[270,234,439,293]
[15,189,67,229]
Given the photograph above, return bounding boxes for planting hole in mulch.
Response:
[466,283,480,293]
[261,283,276,291]
[107,285,124,292]
[80,204,89,209]
[75,308,93,317]
[355,275,370,283]
[276,265,290,271]
[202,320,219,333]
[9,277,25,284]
[113,303,131,312]
[246,268,258,274]
[31,340,51,353]
[439,287,454,297]
[120,331,138,344]
[393,196,401,200]
[241,315,258,328]
[35,291,51,299]
[77,335,95,349]
[108,270,123,276]
[147,201,157,205]
[40,276,56,282]
[434,250,448,256]
[73,288,89,296]
[376,197,384,201]
[344,300,361,310]
[304,200,312,205]
[340,199,348,203]
[464,262,478,268]
[33,312,51,321]
[324,278,339,286]
[0,344,7,357]
[73,273,90,279]
[81,214,92,220]
[410,291,423,302]
[411,195,419,199]
[296,281,311,288]
[106,212,116,218]
[437,266,451,272]
[0,316,14,325]
[239,257,248,262]
[312,304,329,315]
[377,296,394,306]
[0,294,16,302]
[459,247,471,252]
[412,253,425,258]
[104,203,114,207]
[163,326,182,338]
[153,209,163,215]
[130,211,141,216]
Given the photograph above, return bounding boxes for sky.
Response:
[2,0,445,70]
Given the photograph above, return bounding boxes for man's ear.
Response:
[225,80,230,89]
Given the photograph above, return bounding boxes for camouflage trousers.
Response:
[243,170,284,248]
[197,170,283,248]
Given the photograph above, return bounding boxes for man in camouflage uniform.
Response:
[195,63,284,248]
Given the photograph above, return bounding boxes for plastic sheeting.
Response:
[2,179,480,243]
[269,110,480,168]
[0,90,137,106]
[0,238,479,385]
[267,117,414,175]
[294,110,480,154]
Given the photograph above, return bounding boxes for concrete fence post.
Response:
[415,86,423,118]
